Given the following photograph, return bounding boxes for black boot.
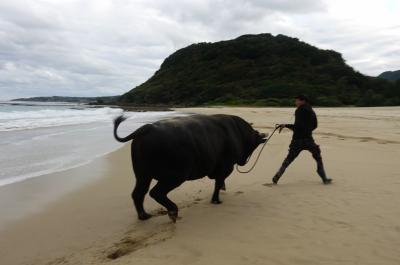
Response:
[272,167,286,184]
[317,165,332,185]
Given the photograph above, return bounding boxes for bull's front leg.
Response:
[211,178,225,204]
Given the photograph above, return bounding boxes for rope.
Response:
[236,125,279,174]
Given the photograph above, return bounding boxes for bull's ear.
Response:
[259,138,267,144]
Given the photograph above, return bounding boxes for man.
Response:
[273,95,332,185]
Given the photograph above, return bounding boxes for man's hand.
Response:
[275,124,286,133]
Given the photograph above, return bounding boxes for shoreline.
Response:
[0,144,127,230]
[0,144,135,264]
[0,143,125,188]
[0,107,399,265]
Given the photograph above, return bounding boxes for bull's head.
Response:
[235,117,268,166]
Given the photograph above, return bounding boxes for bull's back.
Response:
[131,115,228,180]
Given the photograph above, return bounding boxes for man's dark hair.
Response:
[295,94,310,103]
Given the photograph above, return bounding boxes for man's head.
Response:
[295,94,310,107]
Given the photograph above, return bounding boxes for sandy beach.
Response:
[1,107,399,265]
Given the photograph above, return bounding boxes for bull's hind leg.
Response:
[132,177,152,220]
[149,179,183,222]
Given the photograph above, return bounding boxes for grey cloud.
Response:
[295,16,400,75]
[0,0,398,100]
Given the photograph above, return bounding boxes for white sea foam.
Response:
[0,107,124,131]
[0,104,183,187]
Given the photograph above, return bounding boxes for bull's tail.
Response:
[113,115,136,142]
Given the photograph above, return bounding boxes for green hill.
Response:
[378,70,400,81]
[120,33,400,106]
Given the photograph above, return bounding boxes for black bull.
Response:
[113,114,267,222]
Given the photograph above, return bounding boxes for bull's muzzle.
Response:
[259,132,268,143]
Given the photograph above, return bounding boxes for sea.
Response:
[0,101,178,187]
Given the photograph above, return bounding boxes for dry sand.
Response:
[0,107,399,265]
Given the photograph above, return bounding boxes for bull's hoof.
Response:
[211,199,222,204]
[138,212,152,221]
[168,210,178,223]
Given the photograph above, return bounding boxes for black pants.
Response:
[275,138,328,181]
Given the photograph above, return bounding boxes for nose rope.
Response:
[236,126,279,174]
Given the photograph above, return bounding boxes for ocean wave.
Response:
[0,109,183,187]
[0,107,123,131]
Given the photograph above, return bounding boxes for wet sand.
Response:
[0,107,399,265]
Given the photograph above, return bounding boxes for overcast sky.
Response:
[0,0,399,99]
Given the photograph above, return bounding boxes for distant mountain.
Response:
[12,96,118,104]
[119,33,400,106]
[378,70,400,81]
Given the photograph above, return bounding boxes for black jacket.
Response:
[286,104,317,140]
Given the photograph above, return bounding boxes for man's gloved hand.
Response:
[275,124,286,133]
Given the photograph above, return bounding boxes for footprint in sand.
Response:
[192,198,203,204]
[262,183,274,187]
[106,224,175,261]
[234,191,244,195]
[151,208,168,217]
